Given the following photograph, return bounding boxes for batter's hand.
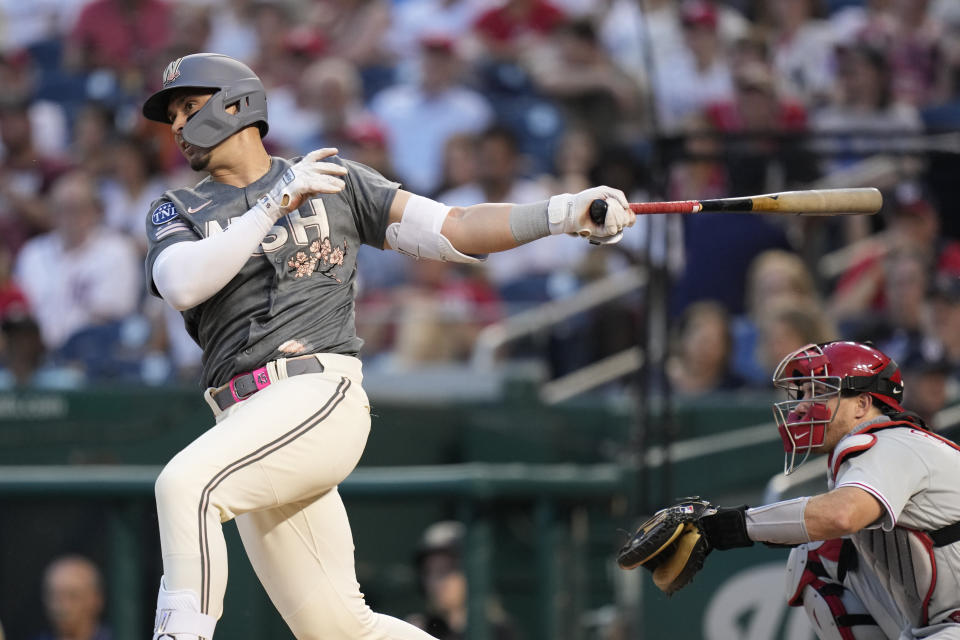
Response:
[547,186,634,244]
[255,148,347,222]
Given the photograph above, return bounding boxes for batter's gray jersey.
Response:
[827,418,960,633]
[144,156,399,388]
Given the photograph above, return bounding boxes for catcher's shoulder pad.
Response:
[617,498,713,571]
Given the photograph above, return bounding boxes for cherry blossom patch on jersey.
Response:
[287,237,348,282]
[152,202,178,225]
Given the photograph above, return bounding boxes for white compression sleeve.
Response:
[745,497,812,545]
[152,206,276,311]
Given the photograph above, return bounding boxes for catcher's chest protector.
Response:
[852,526,960,630]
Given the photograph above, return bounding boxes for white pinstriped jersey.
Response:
[827,418,960,635]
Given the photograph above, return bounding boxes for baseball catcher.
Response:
[618,341,960,640]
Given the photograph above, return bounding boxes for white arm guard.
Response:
[153,205,275,311]
[745,496,812,545]
[385,194,485,263]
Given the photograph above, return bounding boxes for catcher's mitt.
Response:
[616,498,714,595]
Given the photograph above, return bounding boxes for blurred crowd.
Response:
[0,0,957,416]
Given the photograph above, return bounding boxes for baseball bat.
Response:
[588,187,883,225]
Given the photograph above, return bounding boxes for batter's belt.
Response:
[206,353,339,414]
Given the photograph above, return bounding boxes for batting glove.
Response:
[255,148,347,223]
[547,186,634,245]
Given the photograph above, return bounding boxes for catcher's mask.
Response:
[772,341,903,475]
[142,53,268,148]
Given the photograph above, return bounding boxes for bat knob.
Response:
[589,199,607,225]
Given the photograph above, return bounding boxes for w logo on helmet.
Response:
[162,58,183,86]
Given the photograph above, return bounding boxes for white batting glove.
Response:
[255,148,347,223]
[547,186,634,245]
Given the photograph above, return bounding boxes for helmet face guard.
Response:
[142,53,269,148]
[772,344,840,475]
[770,341,905,475]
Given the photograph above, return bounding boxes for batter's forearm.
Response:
[153,205,275,310]
[440,203,524,254]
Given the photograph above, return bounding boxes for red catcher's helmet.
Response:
[771,341,904,474]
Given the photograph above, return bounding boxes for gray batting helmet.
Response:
[142,53,268,148]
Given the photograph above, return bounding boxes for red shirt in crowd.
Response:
[69,0,172,72]
[474,0,566,44]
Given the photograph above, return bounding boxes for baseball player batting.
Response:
[618,341,960,639]
[140,53,633,640]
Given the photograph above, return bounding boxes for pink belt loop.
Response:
[227,374,244,403]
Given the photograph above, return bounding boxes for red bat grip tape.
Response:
[628,201,700,214]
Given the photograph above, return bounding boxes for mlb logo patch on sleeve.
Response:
[152,202,178,225]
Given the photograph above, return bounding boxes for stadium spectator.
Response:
[667,300,745,395]
[306,0,394,100]
[406,521,519,640]
[0,245,28,320]
[705,61,813,196]
[473,0,566,63]
[163,2,213,61]
[12,171,140,353]
[541,127,598,196]
[829,0,897,45]
[754,302,837,382]
[70,103,115,181]
[651,0,734,133]
[885,0,949,108]
[371,34,493,196]
[387,0,486,66]
[0,51,70,157]
[929,272,960,383]
[830,189,960,321]
[665,114,727,202]
[389,259,502,367]
[900,351,954,432]
[435,133,481,198]
[598,0,683,86]
[529,19,640,146]
[732,249,827,384]
[0,1,82,53]
[100,135,166,250]
[811,42,922,159]
[268,57,380,157]
[31,554,112,640]
[64,0,172,80]
[598,0,745,88]
[341,119,397,185]
[0,313,84,389]
[0,94,72,253]
[203,0,259,64]
[842,249,932,366]
[763,0,836,106]
[245,0,297,91]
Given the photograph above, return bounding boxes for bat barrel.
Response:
[723,188,883,215]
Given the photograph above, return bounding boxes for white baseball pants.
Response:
[153,353,436,639]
